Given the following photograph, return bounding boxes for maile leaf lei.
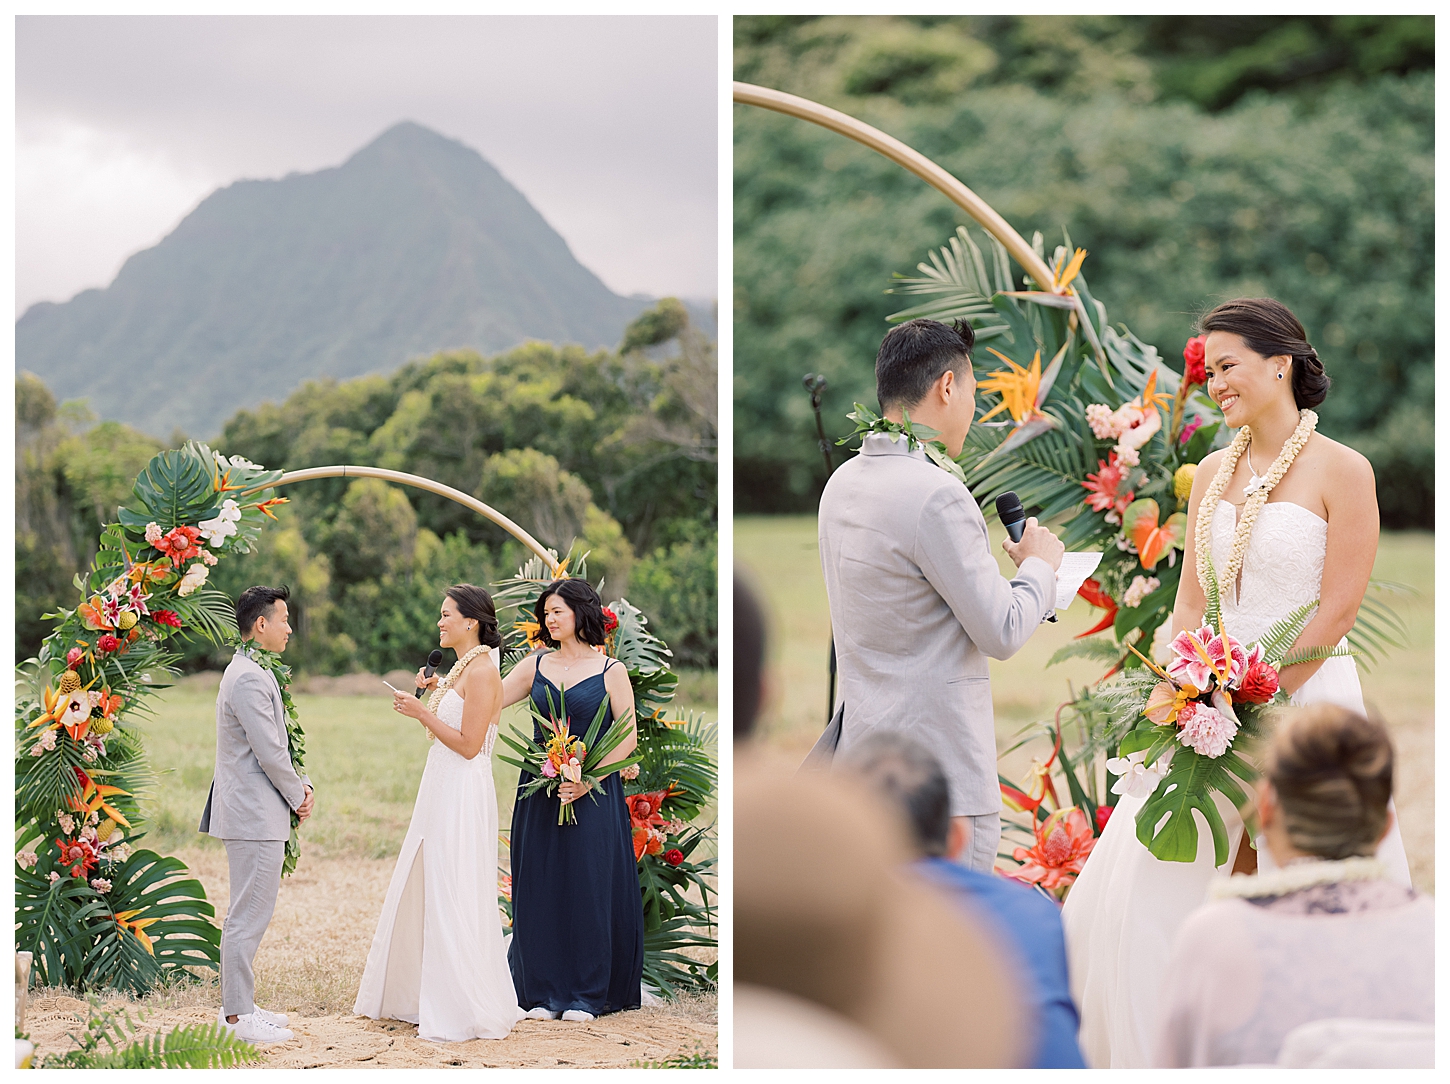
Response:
[842,403,969,485]
[232,637,308,878]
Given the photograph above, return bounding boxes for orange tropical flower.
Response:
[979,349,1047,425]
[1082,454,1134,516]
[253,497,289,520]
[114,908,161,955]
[68,768,133,829]
[1006,807,1096,897]
[1074,577,1118,639]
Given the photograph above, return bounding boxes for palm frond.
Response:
[1348,580,1414,670]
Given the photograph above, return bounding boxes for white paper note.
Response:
[1055,551,1104,610]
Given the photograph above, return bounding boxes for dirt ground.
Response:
[26,848,716,1068]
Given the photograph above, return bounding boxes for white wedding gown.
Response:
[354,674,523,1042]
[1061,500,1412,1068]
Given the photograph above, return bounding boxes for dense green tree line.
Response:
[734,16,1433,525]
[16,300,717,670]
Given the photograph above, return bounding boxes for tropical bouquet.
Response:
[1099,554,1351,864]
[497,691,642,825]
[492,554,717,993]
[16,441,290,993]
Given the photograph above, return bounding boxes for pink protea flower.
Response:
[1177,701,1238,758]
[1166,627,1247,691]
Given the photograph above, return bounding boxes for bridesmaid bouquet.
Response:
[498,691,642,825]
[1106,554,1351,865]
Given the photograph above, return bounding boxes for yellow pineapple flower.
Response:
[1174,463,1197,503]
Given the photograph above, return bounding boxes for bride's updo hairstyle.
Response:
[1265,704,1393,860]
[534,578,607,649]
[444,584,502,649]
[1199,298,1330,410]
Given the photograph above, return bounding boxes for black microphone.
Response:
[995,491,1027,543]
[996,490,1057,623]
[415,649,444,699]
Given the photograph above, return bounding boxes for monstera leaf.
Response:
[1124,498,1186,570]
[118,444,222,533]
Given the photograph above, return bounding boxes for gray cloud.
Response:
[17,14,717,311]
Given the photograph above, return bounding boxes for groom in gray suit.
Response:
[819,318,1063,872]
[200,585,313,1044]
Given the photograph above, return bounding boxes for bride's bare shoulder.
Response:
[1306,432,1374,485]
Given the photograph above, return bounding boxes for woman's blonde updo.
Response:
[1265,704,1393,860]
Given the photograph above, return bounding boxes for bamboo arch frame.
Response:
[239,465,556,568]
[732,80,1059,295]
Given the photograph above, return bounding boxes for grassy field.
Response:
[736,516,1434,892]
[136,668,718,861]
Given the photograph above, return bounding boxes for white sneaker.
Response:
[220,1006,289,1029]
[231,1012,295,1044]
[561,1010,595,1022]
[524,1006,559,1020]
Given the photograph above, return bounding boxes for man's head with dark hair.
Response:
[837,731,953,858]
[236,585,291,652]
[876,318,976,415]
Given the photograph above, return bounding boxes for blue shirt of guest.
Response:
[916,857,1087,1069]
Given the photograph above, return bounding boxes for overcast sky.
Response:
[16,14,717,314]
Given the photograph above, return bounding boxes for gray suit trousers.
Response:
[958,812,1002,874]
[221,840,285,1018]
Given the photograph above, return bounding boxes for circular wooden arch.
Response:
[732,81,1058,293]
[241,465,556,567]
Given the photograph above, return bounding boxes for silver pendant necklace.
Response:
[1243,445,1268,496]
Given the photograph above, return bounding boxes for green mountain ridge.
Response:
[18,121,685,440]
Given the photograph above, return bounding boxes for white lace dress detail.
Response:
[1061,500,1411,1068]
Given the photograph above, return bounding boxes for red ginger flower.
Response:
[1183,335,1207,386]
[664,849,685,867]
[602,608,619,633]
[1094,805,1113,834]
[1007,807,1096,897]
[152,610,183,628]
[1235,656,1281,705]
[97,634,121,654]
[1082,454,1134,516]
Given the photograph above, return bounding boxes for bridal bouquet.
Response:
[497,691,642,825]
[1105,556,1350,865]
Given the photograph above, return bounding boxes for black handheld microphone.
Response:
[996,490,1057,622]
[995,491,1027,543]
[415,649,444,699]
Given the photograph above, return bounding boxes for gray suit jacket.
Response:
[199,651,309,842]
[818,432,1056,816]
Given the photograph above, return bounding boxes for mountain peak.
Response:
[17,125,650,438]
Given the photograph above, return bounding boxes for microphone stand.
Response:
[803,373,838,728]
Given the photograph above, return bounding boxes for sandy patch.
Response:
[26,848,716,1069]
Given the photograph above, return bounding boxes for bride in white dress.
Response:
[1061,299,1411,1068]
[354,585,523,1042]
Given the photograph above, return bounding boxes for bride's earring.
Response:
[1277,372,1284,380]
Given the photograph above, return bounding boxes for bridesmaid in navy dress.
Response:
[498,578,643,1021]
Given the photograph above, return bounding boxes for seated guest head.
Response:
[1260,704,1394,862]
[734,573,768,741]
[837,731,964,861]
[874,318,977,456]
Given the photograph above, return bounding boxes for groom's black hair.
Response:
[237,585,290,639]
[875,318,975,414]
[837,732,952,858]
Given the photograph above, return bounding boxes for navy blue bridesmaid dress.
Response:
[508,656,644,1015]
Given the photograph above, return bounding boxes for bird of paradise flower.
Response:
[975,341,1070,462]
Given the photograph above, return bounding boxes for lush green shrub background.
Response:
[734,16,1433,525]
[16,301,718,671]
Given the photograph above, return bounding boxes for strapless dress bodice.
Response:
[1209,499,1326,646]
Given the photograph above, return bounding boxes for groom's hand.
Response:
[296,786,315,822]
[1003,516,1065,571]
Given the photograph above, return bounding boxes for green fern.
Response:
[1254,600,1319,666]
[1047,637,1123,667]
[40,998,260,1068]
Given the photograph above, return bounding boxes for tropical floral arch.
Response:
[17,442,716,999]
